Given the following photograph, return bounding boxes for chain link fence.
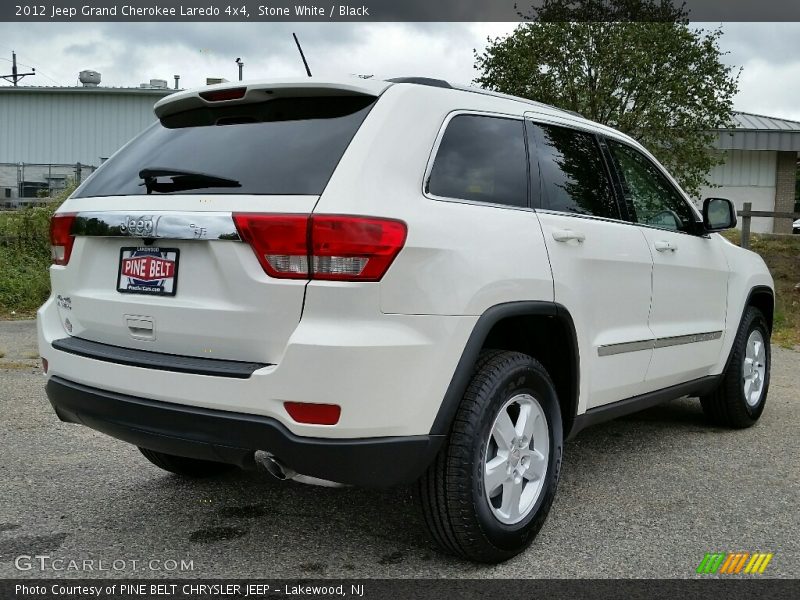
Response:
[0,162,97,209]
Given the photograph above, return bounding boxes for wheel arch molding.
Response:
[431,301,580,439]
[743,285,775,333]
[719,285,775,375]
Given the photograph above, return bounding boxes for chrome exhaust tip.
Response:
[253,450,346,488]
[254,451,296,481]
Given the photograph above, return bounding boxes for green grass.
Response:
[723,230,800,348]
[0,186,73,319]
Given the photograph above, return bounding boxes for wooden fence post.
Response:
[740,202,752,249]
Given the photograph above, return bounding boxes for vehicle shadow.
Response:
[67,397,719,577]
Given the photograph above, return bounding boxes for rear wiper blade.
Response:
[138,167,241,194]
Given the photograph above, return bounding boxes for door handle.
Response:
[552,229,586,243]
[654,240,677,252]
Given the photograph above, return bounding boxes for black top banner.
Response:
[2,0,800,22]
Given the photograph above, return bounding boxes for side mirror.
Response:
[703,197,737,231]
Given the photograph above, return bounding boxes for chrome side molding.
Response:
[598,331,723,357]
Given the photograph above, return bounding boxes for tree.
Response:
[474,0,740,197]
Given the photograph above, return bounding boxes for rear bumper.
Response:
[47,376,443,487]
[38,293,477,439]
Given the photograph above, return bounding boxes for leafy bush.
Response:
[0,185,75,317]
[724,230,800,348]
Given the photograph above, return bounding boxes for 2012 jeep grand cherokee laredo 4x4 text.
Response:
[39,77,774,563]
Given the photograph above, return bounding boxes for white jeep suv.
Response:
[38,77,774,563]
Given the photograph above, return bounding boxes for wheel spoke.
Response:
[500,478,524,521]
[522,449,546,481]
[484,455,508,495]
[743,357,754,376]
[493,410,516,450]
[515,402,535,441]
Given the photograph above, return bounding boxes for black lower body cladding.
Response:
[46,376,443,487]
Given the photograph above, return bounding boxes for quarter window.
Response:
[427,115,528,208]
[531,123,619,219]
[607,141,696,233]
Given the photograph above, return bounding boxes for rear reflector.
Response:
[199,87,247,102]
[284,402,341,425]
[41,358,48,374]
[233,214,407,282]
[50,213,77,266]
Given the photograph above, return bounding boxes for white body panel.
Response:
[38,77,774,443]
[639,227,730,388]
[535,213,654,410]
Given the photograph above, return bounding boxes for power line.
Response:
[0,49,62,86]
[0,51,35,86]
[5,55,62,86]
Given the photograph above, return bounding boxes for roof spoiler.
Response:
[153,78,392,121]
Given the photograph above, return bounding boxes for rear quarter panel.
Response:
[314,84,554,316]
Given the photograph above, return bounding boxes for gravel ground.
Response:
[0,320,797,579]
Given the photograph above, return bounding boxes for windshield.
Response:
[74,95,376,198]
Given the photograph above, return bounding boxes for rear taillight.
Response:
[50,213,77,266]
[310,216,408,281]
[233,214,407,282]
[233,214,309,279]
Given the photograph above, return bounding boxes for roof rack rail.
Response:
[386,77,452,89]
[449,83,584,119]
[385,78,586,121]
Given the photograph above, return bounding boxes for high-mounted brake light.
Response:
[50,213,77,266]
[232,214,407,282]
[199,87,247,102]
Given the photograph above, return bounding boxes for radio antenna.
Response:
[292,33,312,78]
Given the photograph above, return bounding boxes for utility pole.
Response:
[1,51,35,86]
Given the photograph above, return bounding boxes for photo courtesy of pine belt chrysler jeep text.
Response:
[39,77,775,563]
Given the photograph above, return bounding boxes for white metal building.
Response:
[0,78,174,202]
[699,112,800,234]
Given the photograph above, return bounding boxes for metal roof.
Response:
[729,111,800,131]
[713,111,800,152]
[0,85,176,96]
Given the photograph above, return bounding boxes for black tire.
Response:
[700,306,770,428]
[139,447,236,478]
[417,350,563,563]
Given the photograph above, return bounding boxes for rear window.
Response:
[74,96,376,198]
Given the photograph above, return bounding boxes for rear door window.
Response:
[427,114,528,208]
[74,96,376,198]
[530,123,620,219]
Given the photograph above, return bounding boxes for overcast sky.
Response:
[1,22,798,121]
